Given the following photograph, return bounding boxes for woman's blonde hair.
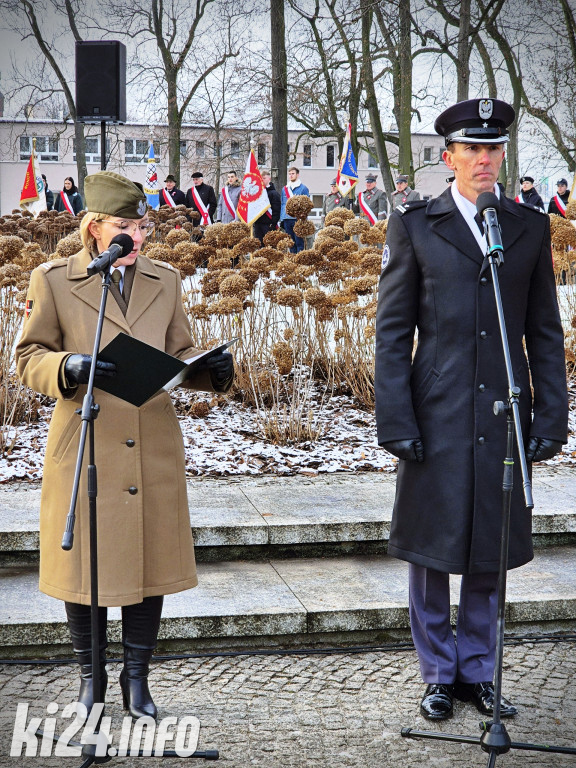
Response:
[80,212,107,252]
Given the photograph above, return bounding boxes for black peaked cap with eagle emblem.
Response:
[434,98,515,146]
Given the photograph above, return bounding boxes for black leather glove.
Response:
[525,436,563,463]
[381,438,424,463]
[206,351,234,389]
[64,354,116,386]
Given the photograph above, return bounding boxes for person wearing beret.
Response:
[515,176,544,211]
[390,174,420,211]
[375,98,568,721]
[185,171,217,224]
[548,178,571,217]
[16,171,234,721]
[354,173,389,223]
[321,179,351,224]
[160,174,186,207]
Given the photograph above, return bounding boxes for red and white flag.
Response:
[237,150,270,225]
[20,141,46,217]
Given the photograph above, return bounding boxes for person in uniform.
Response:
[548,178,571,217]
[390,174,420,210]
[160,174,186,207]
[253,171,281,244]
[515,176,544,211]
[185,171,218,224]
[321,179,351,224]
[375,99,568,721]
[354,174,388,223]
[16,171,234,720]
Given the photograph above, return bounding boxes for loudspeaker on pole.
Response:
[75,41,126,123]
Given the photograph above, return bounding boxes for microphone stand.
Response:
[401,231,576,764]
[36,268,219,764]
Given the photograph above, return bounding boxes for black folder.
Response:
[96,332,237,407]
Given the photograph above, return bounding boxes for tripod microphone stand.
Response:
[36,264,219,764]
[401,196,576,765]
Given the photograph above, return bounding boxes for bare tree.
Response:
[3,0,88,194]
[271,0,288,189]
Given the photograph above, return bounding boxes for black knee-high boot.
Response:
[119,596,163,720]
[64,602,108,713]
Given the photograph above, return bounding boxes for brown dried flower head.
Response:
[165,229,191,247]
[220,274,250,299]
[344,218,370,235]
[215,297,244,314]
[325,207,354,225]
[272,341,294,375]
[293,219,316,237]
[304,287,329,308]
[276,287,303,308]
[262,278,285,300]
[0,235,27,265]
[55,231,83,258]
[190,400,211,418]
[285,195,314,219]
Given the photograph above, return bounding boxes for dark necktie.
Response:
[110,268,123,297]
[474,213,484,235]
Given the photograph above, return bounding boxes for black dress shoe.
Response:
[454,681,518,717]
[420,683,454,720]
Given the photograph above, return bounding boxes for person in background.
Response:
[548,178,571,217]
[515,176,544,211]
[16,170,234,722]
[391,174,420,210]
[216,170,242,223]
[54,177,83,215]
[185,171,217,225]
[355,174,388,223]
[160,175,186,207]
[253,170,281,244]
[280,166,310,253]
[322,179,351,224]
[42,174,54,211]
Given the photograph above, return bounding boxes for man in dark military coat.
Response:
[375,98,568,722]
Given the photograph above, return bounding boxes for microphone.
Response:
[476,192,503,256]
[86,233,134,275]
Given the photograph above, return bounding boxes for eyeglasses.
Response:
[101,219,155,236]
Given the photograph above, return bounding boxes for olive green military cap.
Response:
[84,171,148,219]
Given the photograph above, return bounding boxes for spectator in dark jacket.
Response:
[515,176,544,211]
[42,175,54,211]
[54,177,83,215]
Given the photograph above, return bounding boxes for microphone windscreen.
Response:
[109,233,135,256]
[476,192,500,216]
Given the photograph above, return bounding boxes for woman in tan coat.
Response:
[16,171,233,719]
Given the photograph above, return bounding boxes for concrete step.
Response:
[1,545,575,658]
[1,468,576,564]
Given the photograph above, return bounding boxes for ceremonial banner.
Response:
[237,150,269,225]
[144,143,159,210]
[336,123,358,197]
[20,142,47,217]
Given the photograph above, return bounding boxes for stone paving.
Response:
[1,639,576,767]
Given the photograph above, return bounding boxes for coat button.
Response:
[480,277,488,285]
[478,384,486,391]
[478,437,485,445]
[128,486,138,495]
[125,439,135,447]
[480,331,487,338]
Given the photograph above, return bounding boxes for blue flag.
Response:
[144,143,159,210]
[336,123,358,197]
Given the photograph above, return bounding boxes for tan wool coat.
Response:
[16,249,215,606]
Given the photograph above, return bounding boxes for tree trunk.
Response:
[360,0,394,197]
[397,0,413,178]
[166,70,181,187]
[456,0,471,101]
[270,0,288,190]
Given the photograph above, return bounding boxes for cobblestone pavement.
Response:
[1,640,576,767]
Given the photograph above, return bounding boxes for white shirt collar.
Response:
[451,181,500,255]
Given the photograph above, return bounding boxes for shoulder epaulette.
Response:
[394,200,428,216]
[39,258,68,271]
[151,259,175,270]
[517,201,545,215]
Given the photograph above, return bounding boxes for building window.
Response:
[20,135,59,162]
[423,146,434,164]
[73,136,110,164]
[125,139,148,163]
[196,141,205,158]
[213,141,223,158]
[231,140,240,159]
[326,144,335,168]
[258,143,267,165]
[180,141,187,158]
[367,147,378,168]
[439,147,445,161]
[303,144,312,167]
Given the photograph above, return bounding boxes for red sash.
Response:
[161,188,176,208]
[222,186,237,219]
[514,195,520,203]
[554,194,567,216]
[191,186,210,225]
[358,191,377,225]
[283,185,294,199]
[60,191,74,214]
